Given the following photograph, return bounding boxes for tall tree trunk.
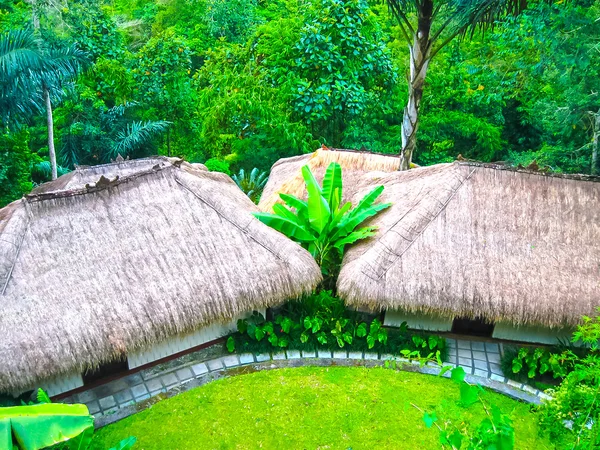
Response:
[44,86,57,180]
[399,0,433,170]
[592,109,600,176]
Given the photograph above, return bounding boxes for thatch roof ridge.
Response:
[0,158,321,392]
[455,161,600,183]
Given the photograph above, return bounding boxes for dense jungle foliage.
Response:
[1,0,599,207]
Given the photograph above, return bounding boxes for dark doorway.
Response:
[452,317,495,337]
[82,358,129,385]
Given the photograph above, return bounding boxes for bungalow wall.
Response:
[25,310,264,398]
[384,310,572,346]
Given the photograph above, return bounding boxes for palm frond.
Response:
[111,120,170,160]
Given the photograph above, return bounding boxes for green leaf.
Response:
[333,227,377,249]
[459,383,479,406]
[356,323,367,337]
[226,336,235,353]
[423,412,437,428]
[279,194,308,220]
[236,319,247,334]
[272,204,306,226]
[511,358,523,373]
[367,335,376,349]
[302,165,331,234]
[109,436,137,450]
[0,403,94,450]
[300,332,309,343]
[255,327,265,341]
[450,366,466,383]
[36,389,51,405]
[253,212,315,242]
[321,162,342,210]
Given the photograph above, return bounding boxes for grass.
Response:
[90,366,555,450]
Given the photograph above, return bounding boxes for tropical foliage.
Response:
[231,167,268,203]
[254,162,390,280]
[1,0,599,207]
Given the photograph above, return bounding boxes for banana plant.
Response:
[232,168,268,203]
[0,402,94,450]
[254,162,391,281]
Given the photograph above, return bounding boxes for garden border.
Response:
[94,350,551,429]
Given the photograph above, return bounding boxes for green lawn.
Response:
[90,366,555,450]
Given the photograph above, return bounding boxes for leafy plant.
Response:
[254,162,391,282]
[416,367,515,449]
[231,168,268,203]
[0,403,94,450]
[503,345,578,382]
[204,158,231,175]
[538,309,600,448]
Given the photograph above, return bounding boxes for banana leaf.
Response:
[321,162,342,211]
[253,212,315,242]
[301,165,330,234]
[0,403,94,450]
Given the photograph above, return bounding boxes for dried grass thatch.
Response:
[0,157,321,393]
[262,149,600,329]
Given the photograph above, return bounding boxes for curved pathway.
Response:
[61,344,553,429]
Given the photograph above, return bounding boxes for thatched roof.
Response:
[0,157,321,393]
[260,149,600,328]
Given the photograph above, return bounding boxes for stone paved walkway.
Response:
[61,337,548,428]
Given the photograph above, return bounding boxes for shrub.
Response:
[501,345,576,382]
[204,157,231,175]
[538,310,600,448]
[231,167,268,203]
[226,291,447,362]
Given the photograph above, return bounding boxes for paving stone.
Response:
[364,353,379,360]
[119,400,135,409]
[472,350,487,361]
[317,349,332,358]
[255,353,271,362]
[506,379,522,389]
[77,390,97,404]
[122,373,144,387]
[458,349,471,358]
[191,362,208,376]
[93,412,103,420]
[471,341,485,351]
[473,359,488,370]
[87,400,100,415]
[485,343,500,353]
[446,339,457,348]
[474,369,489,378]
[272,352,287,360]
[522,384,538,395]
[131,384,149,399]
[487,353,501,364]
[114,390,133,405]
[145,378,163,393]
[160,372,179,388]
[222,355,241,367]
[98,396,116,410]
[458,357,472,367]
[97,379,129,397]
[333,351,347,359]
[239,353,255,364]
[104,406,119,415]
[135,394,150,402]
[348,351,363,359]
[301,350,316,358]
[457,340,471,349]
[489,363,504,376]
[490,373,506,383]
[287,350,301,359]
[447,348,457,357]
[207,358,224,371]
[176,367,194,381]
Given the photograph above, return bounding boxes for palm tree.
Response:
[387,0,542,169]
[60,102,170,168]
[0,29,87,179]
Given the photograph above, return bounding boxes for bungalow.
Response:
[0,157,321,397]
[260,148,600,345]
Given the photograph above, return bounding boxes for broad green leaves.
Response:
[254,162,391,279]
[0,403,94,450]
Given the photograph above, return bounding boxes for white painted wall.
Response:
[384,310,453,332]
[492,322,574,345]
[21,372,85,398]
[128,310,264,369]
